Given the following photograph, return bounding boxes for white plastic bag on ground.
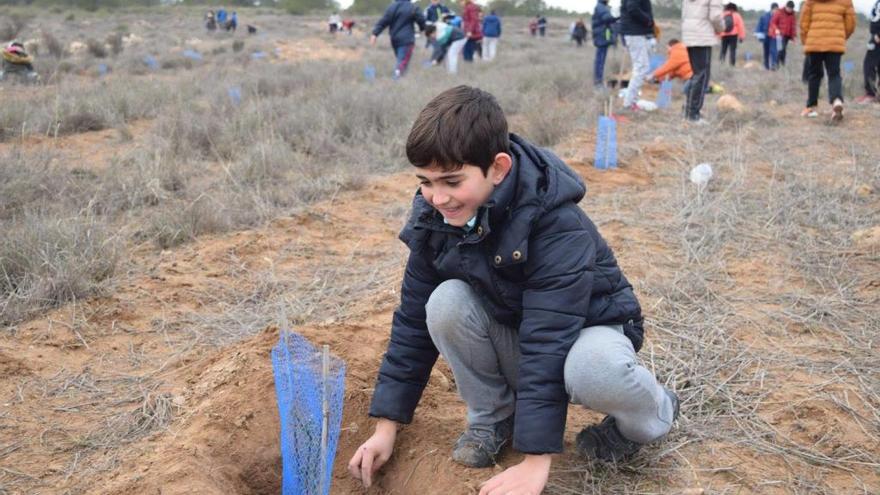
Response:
[690,163,713,186]
[636,99,657,112]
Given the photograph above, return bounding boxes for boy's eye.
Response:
[419,180,431,186]
[446,181,461,187]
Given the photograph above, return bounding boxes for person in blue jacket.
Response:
[348,85,679,493]
[425,0,450,23]
[755,3,778,69]
[371,0,427,78]
[592,0,618,87]
[481,10,501,61]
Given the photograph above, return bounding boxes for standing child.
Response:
[682,0,725,123]
[755,3,780,69]
[347,85,679,494]
[769,1,798,66]
[855,0,880,104]
[620,0,657,112]
[371,0,427,79]
[461,0,482,62]
[719,3,746,66]
[799,0,856,120]
[481,10,502,61]
[592,0,618,87]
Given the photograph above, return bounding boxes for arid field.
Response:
[0,6,878,495]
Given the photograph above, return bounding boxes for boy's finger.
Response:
[348,451,362,480]
[361,449,374,488]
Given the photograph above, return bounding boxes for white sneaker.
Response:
[831,98,844,121]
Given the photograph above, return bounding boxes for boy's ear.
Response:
[491,153,512,185]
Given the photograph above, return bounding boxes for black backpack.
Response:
[723,14,734,33]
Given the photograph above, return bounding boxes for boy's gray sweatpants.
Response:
[426,279,675,445]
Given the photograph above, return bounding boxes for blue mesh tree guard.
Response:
[655,80,673,109]
[594,116,618,169]
[272,331,346,495]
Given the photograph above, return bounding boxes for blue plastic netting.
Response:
[594,115,618,169]
[272,331,346,495]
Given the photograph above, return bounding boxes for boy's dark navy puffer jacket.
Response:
[372,0,426,48]
[369,134,644,454]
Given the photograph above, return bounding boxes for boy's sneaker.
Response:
[801,107,819,118]
[452,415,514,468]
[576,389,680,463]
[854,95,877,105]
[831,98,844,121]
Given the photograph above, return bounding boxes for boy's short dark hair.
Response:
[424,24,437,37]
[406,85,509,175]
[785,0,794,7]
[668,38,679,46]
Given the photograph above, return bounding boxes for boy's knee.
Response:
[564,326,636,405]
[426,279,478,340]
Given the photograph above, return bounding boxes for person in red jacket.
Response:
[719,3,746,65]
[461,0,482,62]
[769,0,798,66]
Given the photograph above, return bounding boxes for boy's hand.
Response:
[369,34,378,46]
[478,454,551,495]
[348,419,397,488]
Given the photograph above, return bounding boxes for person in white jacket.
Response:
[681,0,725,122]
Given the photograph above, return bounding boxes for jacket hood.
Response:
[401,133,586,263]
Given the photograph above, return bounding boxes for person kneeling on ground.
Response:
[1,42,39,83]
[651,38,694,92]
[348,85,680,495]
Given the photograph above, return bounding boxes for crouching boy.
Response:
[348,86,679,494]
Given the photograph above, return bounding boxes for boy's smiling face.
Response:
[416,153,512,227]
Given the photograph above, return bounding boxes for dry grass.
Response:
[1,7,877,495]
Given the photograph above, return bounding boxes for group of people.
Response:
[370,0,502,77]
[205,9,238,32]
[365,0,878,121]
[594,0,876,123]
[328,13,357,35]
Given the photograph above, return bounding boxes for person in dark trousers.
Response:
[755,3,780,69]
[461,0,482,61]
[856,0,880,104]
[769,1,798,66]
[682,0,725,123]
[799,0,856,120]
[573,19,588,46]
[538,15,548,36]
[620,0,657,111]
[347,85,679,495]
[226,11,238,32]
[719,3,745,66]
[592,0,618,87]
[371,0,427,79]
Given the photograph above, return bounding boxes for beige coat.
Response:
[681,0,725,47]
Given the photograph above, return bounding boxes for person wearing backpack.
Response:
[719,3,746,65]
[592,0,618,87]
[371,0,427,79]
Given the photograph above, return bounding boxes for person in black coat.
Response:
[371,0,427,78]
[348,86,679,493]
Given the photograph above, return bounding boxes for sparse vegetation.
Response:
[0,9,877,495]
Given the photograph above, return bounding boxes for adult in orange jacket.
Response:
[719,2,746,65]
[799,0,855,120]
[652,39,694,81]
